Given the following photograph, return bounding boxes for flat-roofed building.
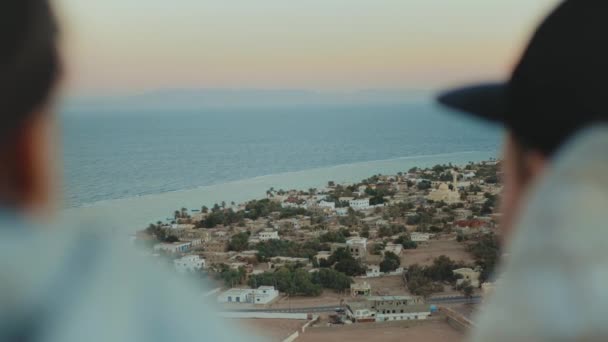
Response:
[173,255,206,273]
[351,282,372,297]
[346,296,431,323]
[153,242,191,254]
[217,286,279,305]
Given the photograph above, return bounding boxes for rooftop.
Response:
[367,295,418,301]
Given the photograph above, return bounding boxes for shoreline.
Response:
[62,150,497,233]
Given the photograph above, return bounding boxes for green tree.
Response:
[458,280,474,300]
[360,226,370,238]
[228,232,250,252]
[320,231,347,243]
[417,180,432,190]
[215,265,246,287]
[334,258,366,276]
[380,251,401,273]
[311,268,353,291]
[394,234,417,250]
[468,233,500,282]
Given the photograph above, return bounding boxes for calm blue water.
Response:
[61,101,501,208]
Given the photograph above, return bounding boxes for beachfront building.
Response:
[173,255,206,273]
[217,286,279,305]
[349,198,371,211]
[153,242,192,254]
[346,296,430,323]
[170,223,195,230]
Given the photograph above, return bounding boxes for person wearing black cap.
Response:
[0,3,253,341]
[439,1,608,340]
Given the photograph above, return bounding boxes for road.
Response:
[225,295,482,314]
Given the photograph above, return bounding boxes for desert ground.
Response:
[299,319,464,342]
[401,238,473,267]
[269,290,344,309]
[236,318,307,341]
[353,275,408,296]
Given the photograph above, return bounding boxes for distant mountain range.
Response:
[62,88,433,112]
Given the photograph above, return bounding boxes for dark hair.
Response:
[0,1,59,140]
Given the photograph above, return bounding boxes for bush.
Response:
[379,251,401,273]
[249,266,353,296]
[228,232,250,251]
[394,234,417,250]
[468,234,500,282]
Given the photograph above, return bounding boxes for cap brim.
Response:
[437,83,507,123]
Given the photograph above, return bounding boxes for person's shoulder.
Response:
[0,219,253,342]
[471,126,608,341]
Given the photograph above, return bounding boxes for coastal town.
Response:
[134,160,502,341]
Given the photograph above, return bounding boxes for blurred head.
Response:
[0,1,60,215]
[438,0,608,240]
[499,132,547,239]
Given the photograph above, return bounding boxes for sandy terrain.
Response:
[270,290,344,309]
[354,275,408,296]
[299,319,464,342]
[401,239,473,267]
[236,318,307,341]
[448,303,480,320]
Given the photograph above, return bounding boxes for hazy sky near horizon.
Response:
[56,0,560,95]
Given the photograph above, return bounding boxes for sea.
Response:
[60,100,501,231]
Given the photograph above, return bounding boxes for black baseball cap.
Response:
[438,0,608,156]
[0,1,59,141]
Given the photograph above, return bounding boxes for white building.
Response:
[217,286,279,305]
[366,265,381,278]
[346,296,431,323]
[318,200,336,210]
[463,171,476,180]
[153,242,191,254]
[258,230,280,241]
[173,255,206,273]
[349,198,371,211]
[410,232,433,242]
[336,208,349,216]
[314,251,332,262]
[170,223,195,230]
[346,237,368,259]
[383,243,403,256]
[453,268,481,288]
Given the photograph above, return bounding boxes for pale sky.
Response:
[55,0,561,95]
